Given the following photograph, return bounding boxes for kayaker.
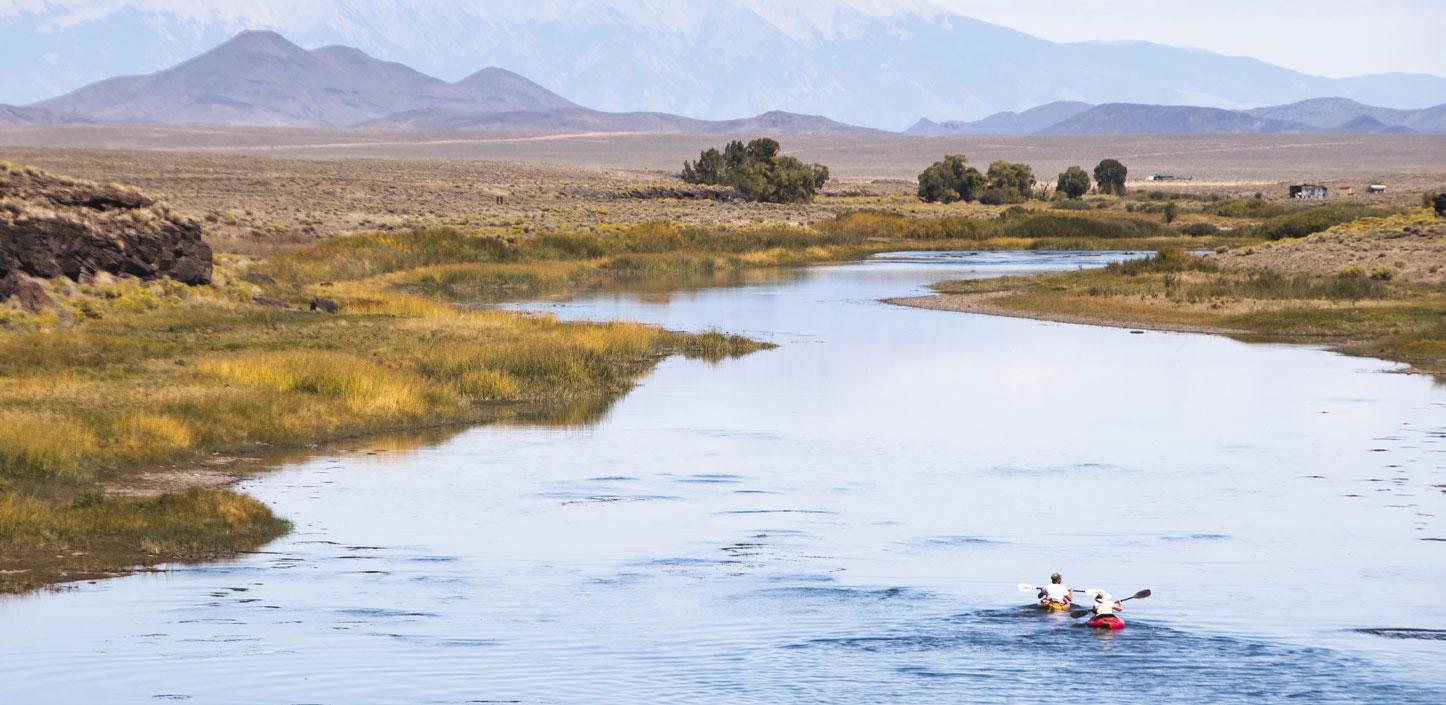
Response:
[1037,572,1073,609]
[1089,591,1124,621]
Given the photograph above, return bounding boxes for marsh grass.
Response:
[0,487,288,594]
[1245,203,1397,240]
[0,255,767,593]
[933,249,1446,374]
[0,195,1295,593]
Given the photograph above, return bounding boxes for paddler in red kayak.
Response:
[1037,572,1073,611]
[1087,590,1125,629]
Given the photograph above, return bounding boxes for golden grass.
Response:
[0,487,288,594]
[0,412,96,481]
[931,249,1446,375]
[4,149,1430,595]
[202,351,451,417]
[0,247,767,594]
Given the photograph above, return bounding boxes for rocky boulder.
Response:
[0,162,212,301]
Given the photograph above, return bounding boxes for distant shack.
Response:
[1368,184,1387,194]
[1290,184,1329,200]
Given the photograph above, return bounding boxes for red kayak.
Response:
[1087,615,1125,630]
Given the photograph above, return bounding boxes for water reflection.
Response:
[1,251,1442,705]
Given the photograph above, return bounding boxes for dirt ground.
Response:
[2,128,1443,256]
[885,291,1256,336]
[4,125,1445,182]
[1213,217,1446,284]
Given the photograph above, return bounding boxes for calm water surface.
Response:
[4,251,1444,704]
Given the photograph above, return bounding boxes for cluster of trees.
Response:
[918,155,1129,203]
[917,156,1038,205]
[1054,159,1128,198]
[682,138,830,204]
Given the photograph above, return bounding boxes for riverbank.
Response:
[0,170,774,593]
[4,156,1423,594]
[891,211,1446,376]
[0,279,765,593]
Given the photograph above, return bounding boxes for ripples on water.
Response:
[2,252,1442,704]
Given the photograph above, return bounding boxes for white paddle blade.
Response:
[1017,584,1038,592]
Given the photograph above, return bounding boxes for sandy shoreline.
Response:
[886,292,1273,338]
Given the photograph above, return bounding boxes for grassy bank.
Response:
[0,250,765,593]
[1,191,1360,593]
[922,214,1446,375]
[252,214,1254,305]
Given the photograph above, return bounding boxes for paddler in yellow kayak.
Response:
[1036,572,1073,611]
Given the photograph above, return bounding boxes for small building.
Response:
[1290,184,1329,199]
[1339,185,1353,197]
[1368,184,1387,194]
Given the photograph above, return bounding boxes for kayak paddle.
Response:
[1070,589,1151,619]
[1019,583,1090,593]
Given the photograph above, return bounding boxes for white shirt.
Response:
[1041,584,1071,602]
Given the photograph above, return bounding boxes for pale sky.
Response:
[941,0,1446,78]
[1,0,1442,79]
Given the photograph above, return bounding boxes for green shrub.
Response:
[682,138,829,203]
[1205,199,1288,218]
[1003,214,1164,239]
[818,210,997,241]
[1179,222,1219,236]
[1056,166,1091,199]
[980,186,1026,205]
[1248,204,1394,240]
[1107,248,1217,275]
[918,154,987,204]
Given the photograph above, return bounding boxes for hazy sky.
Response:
[2,0,1442,79]
[944,0,1446,78]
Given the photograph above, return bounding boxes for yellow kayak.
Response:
[1038,600,1072,612]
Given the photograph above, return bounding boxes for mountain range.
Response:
[26,31,874,134]
[6,29,1445,137]
[907,98,1446,136]
[34,31,578,128]
[3,0,1445,130]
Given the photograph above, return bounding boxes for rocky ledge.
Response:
[0,162,212,308]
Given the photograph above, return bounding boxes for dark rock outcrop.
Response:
[0,162,212,302]
[309,298,339,313]
[11,274,57,313]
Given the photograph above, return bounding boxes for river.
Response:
[3,251,1443,704]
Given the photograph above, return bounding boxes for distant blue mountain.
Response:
[25,31,878,133]
[3,1,1445,130]
[909,99,1446,135]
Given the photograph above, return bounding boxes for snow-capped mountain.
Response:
[5,0,1445,130]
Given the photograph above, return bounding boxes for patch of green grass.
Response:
[0,488,289,594]
[1245,203,1398,240]
[1000,214,1166,240]
[0,204,1272,594]
[929,250,1446,375]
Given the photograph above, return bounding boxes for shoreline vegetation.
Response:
[2,155,1442,594]
[892,211,1446,377]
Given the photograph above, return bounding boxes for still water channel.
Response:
[3,251,1443,704]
